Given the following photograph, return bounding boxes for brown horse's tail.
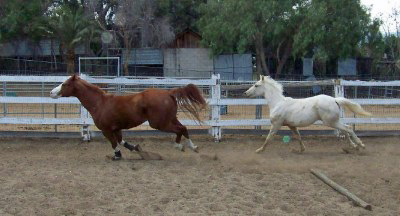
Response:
[170,84,207,123]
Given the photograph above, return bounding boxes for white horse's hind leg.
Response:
[289,126,305,152]
[344,132,358,149]
[331,122,365,149]
[256,124,281,153]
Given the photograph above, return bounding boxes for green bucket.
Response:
[283,135,291,143]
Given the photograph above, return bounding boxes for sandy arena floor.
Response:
[0,135,399,215]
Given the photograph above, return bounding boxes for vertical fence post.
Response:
[334,79,345,136]
[255,99,262,130]
[41,82,45,118]
[3,82,7,116]
[81,105,91,141]
[211,74,221,141]
[353,85,357,131]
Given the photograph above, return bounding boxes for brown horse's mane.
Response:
[78,78,106,96]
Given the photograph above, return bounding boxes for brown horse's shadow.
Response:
[106,151,163,161]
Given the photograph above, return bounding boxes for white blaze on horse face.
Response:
[50,83,63,98]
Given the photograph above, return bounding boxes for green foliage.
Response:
[157,0,203,33]
[41,4,99,50]
[0,0,49,42]
[360,19,385,59]
[198,0,380,76]
[293,0,372,60]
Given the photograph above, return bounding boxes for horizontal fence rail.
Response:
[1,75,400,140]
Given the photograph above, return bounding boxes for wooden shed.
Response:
[170,29,202,48]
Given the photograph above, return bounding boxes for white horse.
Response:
[244,75,372,153]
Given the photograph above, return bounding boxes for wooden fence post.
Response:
[211,74,221,141]
[334,79,345,136]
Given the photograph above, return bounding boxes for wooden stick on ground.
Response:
[310,169,372,211]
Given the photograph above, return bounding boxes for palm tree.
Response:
[43,5,97,74]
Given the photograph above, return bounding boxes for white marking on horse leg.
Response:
[115,147,121,152]
[187,139,198,152]
[50,83,62,98]
[119,140,126,145]
[174,143,185,151]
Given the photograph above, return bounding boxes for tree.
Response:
[157,0,204,33]
[0,0,51,42]
[198,0,308,77]
[114,0,174,75]
[198,0,376,78]
[41,3,98,74]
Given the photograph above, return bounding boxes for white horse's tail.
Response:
[335,97,372,116]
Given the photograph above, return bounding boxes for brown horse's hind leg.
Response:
[155,118,198,152]
[102,130,122,161]
[115,130,142,152]
[173,119,198,152]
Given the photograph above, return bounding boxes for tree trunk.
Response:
[275,41,293,78]
[255,51,262,77]
[254,33,270,76]
[123,33,131,76]
[66,48,76,75]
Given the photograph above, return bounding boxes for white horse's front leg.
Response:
[256,124,280,153]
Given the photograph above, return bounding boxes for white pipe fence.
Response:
[1,75,400,141]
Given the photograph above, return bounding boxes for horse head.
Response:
[244,75,284,98]
[244,75,268,97]
[50,74,81,98]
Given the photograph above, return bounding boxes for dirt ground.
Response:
[0,135,399,216]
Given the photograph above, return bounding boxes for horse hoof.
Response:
[292,149,304,154]
[191,146,199,153]
[255,148,263,153]
[134,144,143,152]
[111,156,122,161]
[342,147,359,154]
[174,143,185,152]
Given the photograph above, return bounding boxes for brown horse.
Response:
[50,75,206,160]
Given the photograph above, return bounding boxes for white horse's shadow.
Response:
[244,75,372,153]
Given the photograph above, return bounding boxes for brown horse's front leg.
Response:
[102,131,121,161]
[115,130,142,152]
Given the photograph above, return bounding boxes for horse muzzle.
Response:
[50,84,62,98]
[50,90,61,98]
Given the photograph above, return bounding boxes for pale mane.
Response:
[263,77,283,94]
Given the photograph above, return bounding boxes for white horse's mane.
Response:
[264,77,283,94]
